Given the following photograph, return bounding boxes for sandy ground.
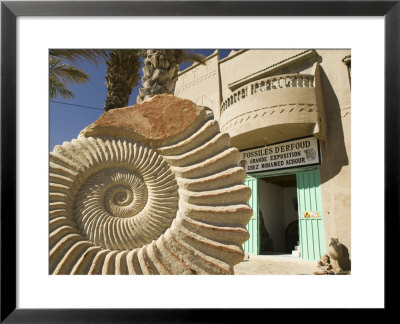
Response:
[233,254,318,275]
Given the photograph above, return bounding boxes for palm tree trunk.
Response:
[104,50,141,111]
[136,50,182,103]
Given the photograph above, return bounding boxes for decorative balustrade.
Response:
[220,74,315,114]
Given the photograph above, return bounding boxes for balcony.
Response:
[219,70,325,150]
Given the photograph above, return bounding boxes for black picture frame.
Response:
[1,0,398,322]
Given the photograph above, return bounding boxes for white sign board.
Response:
[239,137,320,174]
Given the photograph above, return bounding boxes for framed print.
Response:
[1,0,398,322]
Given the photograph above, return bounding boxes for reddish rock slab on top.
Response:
[80,94,200,141]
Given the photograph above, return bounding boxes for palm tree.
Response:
[49,49,108,99]
[103,50,142,111]
[50,49,205,109]
[136,49,205,103]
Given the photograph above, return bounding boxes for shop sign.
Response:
[239,137,320,173]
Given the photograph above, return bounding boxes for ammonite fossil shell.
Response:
[49,95,252,274]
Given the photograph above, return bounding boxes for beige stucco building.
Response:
[174,49,351,266]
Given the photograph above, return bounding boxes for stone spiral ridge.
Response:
[49,95,252,274]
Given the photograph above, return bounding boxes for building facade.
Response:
[174,49,351,262]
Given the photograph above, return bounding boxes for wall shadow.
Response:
[318,67,349,185]
[338,244,351,271]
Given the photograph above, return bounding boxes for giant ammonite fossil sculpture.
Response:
[49,94,252,275]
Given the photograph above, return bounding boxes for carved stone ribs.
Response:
[49,94,252,275]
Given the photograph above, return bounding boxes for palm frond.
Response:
[136,50,147,58]
[180,50,206,65]
[49,79,74,99]
[49,49,109,65]
[49,57,89,84]
[49,57,90,99]
[49,49,110,99]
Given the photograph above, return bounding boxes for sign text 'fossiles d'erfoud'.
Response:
[239,137,320,173]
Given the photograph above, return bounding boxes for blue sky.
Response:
[49,49,235,151]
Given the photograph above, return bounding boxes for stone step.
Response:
[292,250,300,257]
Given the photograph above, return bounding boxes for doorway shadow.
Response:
[259,251,289,256]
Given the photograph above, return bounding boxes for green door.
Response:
[296,170,326,261]
[243,176,259,255]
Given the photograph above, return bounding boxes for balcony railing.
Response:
[220,74,315,114]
